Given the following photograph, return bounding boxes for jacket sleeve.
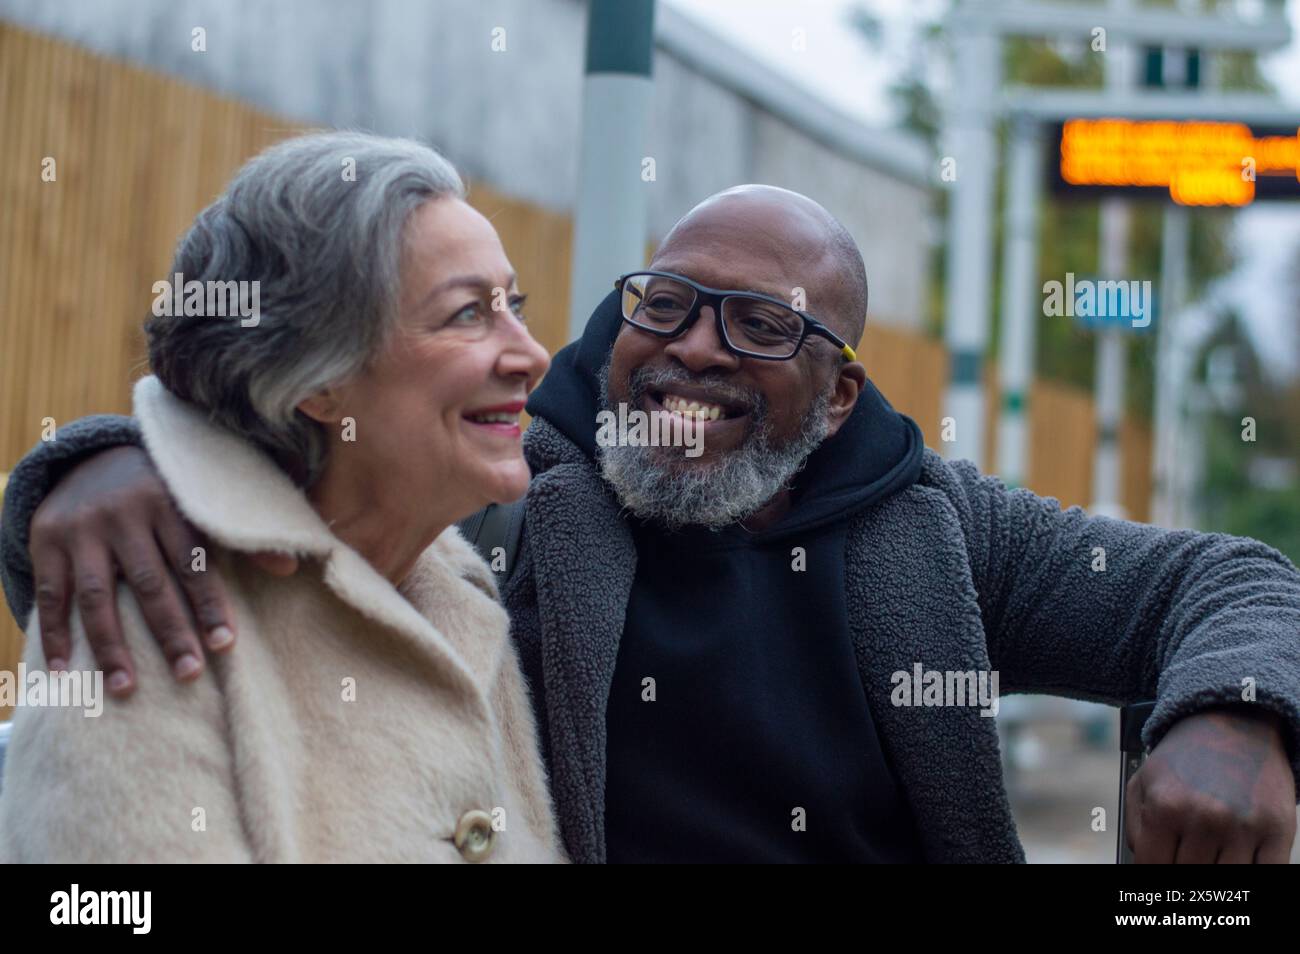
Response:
[933,454,1300,793]
[1,414,143,627]
[0,580,253,862]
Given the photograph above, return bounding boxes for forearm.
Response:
[1,414,142,625]
[940,457,1300,789]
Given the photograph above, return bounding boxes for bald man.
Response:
[4,186,1299,864]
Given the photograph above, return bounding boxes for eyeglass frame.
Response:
[614,270,858,362]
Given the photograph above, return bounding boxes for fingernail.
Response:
[173,654,202,680]
[48,657,67,672]
[206,626,234,651]
[107,670,132,693]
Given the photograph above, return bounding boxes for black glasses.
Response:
[615,271,857,362]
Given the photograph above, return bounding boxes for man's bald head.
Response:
[653,184,869,348]
[604,187,872,531]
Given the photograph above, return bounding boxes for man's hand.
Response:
[1125,705,1297,863]
[28,446,298,696]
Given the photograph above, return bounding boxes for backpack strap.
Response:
[456,498,526,580]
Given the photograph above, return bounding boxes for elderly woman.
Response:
[0,131,564,863]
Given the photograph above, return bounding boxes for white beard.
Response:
[594,355,835,530]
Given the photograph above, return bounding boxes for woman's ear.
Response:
[297,389,342,425]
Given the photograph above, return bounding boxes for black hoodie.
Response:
[527,291,928,862]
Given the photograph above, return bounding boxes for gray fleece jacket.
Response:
[506,414,1300,862]
[4,413,1300,862]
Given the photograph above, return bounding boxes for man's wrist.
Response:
[1191,702,1293,760]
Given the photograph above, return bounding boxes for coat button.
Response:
[454,809,496,862]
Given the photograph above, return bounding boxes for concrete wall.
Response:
[750,111,931,332]
[0,0,933,327]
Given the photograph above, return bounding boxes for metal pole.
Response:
[1090,0,1134,518]
[568,0,657,341]
[1151,203,1190,527]
[941,15,1001,468]
[1090,200,1131,518]
[995,117,1043,487]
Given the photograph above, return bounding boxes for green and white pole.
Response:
[568,0,657,341]
[995,116,1043,489]
[1090,0,1135,519]
[1090,198,1131,518]
[941,15,1000,468]
[1151,203,1190,527]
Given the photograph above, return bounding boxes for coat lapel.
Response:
[845,487,1025,863]
[524,459,637,864]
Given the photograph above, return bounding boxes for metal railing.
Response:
[1117,700,1157,863]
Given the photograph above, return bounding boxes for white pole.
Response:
[1151,203,1190,527]
[995,117,1043,487]
[941,15,1001,468]
[1090,200,1131,518]
[1090,0,1135,518]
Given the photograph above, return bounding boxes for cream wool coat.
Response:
[0,376,566,863]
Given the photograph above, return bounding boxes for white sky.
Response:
[665,0,1300,379]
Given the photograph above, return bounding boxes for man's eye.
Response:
[509,294,528,321]
[646,294,686,310]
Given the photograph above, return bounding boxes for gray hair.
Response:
[145,130,465,486]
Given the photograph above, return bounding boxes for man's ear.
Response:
[297,389,343,425]
[824,361,867,439]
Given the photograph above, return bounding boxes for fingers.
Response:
[1128,762,1295,864]
[110,530,205,684]
[31,541,73,671]
[1215,837,1259,864]
[1251,815,1296,864]
[1131,818,1179,863]
[1127,775,1179,864]
[153,509,236,654]
[68,541,136,697]
[1171,829,1219,864]
[25,443,241,689]
[26,446,171,690]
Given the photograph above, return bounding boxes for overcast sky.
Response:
[665,0,1300,379]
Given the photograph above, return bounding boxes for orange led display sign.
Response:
[1052,118,1300,205]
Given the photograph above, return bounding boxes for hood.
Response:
[526,289,926,538]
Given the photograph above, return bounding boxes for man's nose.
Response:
[663,306,740,372]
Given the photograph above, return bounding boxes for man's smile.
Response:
[639,387,752,445]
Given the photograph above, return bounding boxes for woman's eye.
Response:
[449,303,484,325]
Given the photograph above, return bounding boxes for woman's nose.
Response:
[498,314,551,385]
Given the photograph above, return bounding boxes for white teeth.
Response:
[661,394,727,420]
[469,412,518,424]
